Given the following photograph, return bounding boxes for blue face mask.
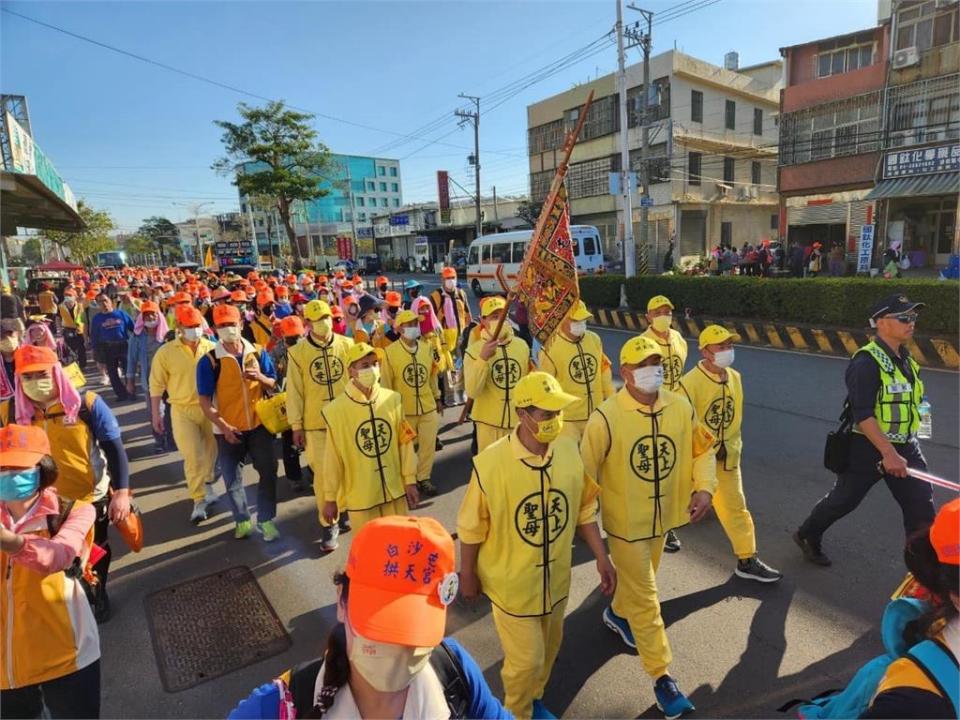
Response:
[0,467,40,502]
[362,320,376,334]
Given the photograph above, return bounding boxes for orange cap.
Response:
[63,289,77,298]
[230,290,248,303]
[170,292,191,305]
[212,287,230,301]
[330,305,344,318]
[285,274,297,284]
[346,516,457,647]
[0,424,50,469]
[212,304,241,325]
[274,285,289,298]
[930,498,960,565]
[85,290,97,300]
[176,305,203,327]
[256,290,275,308]
[139,301,160,314]
[254,280,268,292]
[343,295,358,306]
[317,275,329,285]
[14,345,58,374]
[279,315,305,338]
[384,291,402,308]
[441,267,456,279]
[376,276,388,286]
[341,281,354,291]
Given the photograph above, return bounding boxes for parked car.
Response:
[359,254,381,274]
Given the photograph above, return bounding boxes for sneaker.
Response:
[663,529,682,553]
[793,530,832,566]
[321,524,340,551]
[190,500,208,524]
[531,699,557,719]
[735,556,783,583]
[203,483,219,506]
[417,479,438,497]
[338,513,351,533]
[258,520,280,542]
[234,519,253,539]
[654,675,695,720]
[602,605,636,649]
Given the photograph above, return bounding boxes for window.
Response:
[835,124,859,156]
[721,222,732,247]
[379,182,387,192]
[490,243,512,263]
[688,152,702,185]
[770,213,779,230]
[817,41,874,77]
[723,157,735,182]
[391,183,399,192]
[886,74,960,148]
[367,182,375,191]
[583,235,597,255]
[567,156,616,199]
[377,166,386,176]
[564,94,618,141]
[626,78,671,127]
[896,1,959,51]
[528,119,565,154]
[389,167,398,177]
[380,198,388,207]
[725,100,736,130]
[354,197,364,207]
[468,246,480,265]
[753,108,763,136]
[779,90,883,165]
[691,90,703,123]
[751,161,761,185]
[358,212,366,221]
[811,129,833,160]
[512,241,527,262]
[392,198,400,207]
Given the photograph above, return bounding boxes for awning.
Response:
[0,171,85,235]
[866,173,960,200]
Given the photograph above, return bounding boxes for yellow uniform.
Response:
[641,327,688,392]
[38,290,57,315]
[381,338,441,483]
[321,381,417,529]
[457,432,599,719]
[679,362,755,559]
[59,304,84,334]
[286,332,353,522]
[149,336,217,502]
[537,330,614,440]
[581,388,716,679]
[464,334,531,451]
[248,313,273,348]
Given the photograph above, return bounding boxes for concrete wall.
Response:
[779,153,880,195]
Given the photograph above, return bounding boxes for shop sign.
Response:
[857,224,874,273]
[883,143,959,179]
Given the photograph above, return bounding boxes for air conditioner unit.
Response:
[737,186,751,200]
[892,46,920,70]
[749,185,759,199]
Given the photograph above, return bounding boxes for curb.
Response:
[588,307,959,370]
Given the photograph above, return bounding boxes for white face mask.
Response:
[181,327,203,342]
[402,326,421,341]
[568,320,587,338]
[144,319,159,329]
[64,298,77,307]
[631,365,664,393]
[712,348,735,368]
[217,326,240,343]
[355,366,380,389]
[444,279,456,291]
[311,317,333,338]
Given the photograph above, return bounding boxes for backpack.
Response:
[286,641,470,719]
[779,598,959,718]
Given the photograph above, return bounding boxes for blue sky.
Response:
[2,0,877,233]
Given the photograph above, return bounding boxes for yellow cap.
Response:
[346,341,378,367]
[568,300,593,321]
[698,324,741,349]
[480,295,508,318]
[514,371,579,411]
[646,295,674,312]
[395,309,418,326]
[620,336,663,366]
[304,299,332,321]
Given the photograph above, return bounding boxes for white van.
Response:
[466,225,605,296]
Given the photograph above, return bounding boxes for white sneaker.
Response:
[204,483,219,506]
[190,500,209,524]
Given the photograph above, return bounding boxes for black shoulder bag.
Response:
[823,401,853,474]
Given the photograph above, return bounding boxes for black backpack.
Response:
[286,641,470,719]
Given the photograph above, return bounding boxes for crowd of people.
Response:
[0,262,954,719]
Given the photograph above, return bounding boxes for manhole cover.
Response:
[144,566,291,692]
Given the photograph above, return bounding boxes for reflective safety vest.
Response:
[285,333,354,431]
[464,335,530,430]
[581,388,716,542]
[463,433,599,617]
[855,341,924,443]
[381,339,440,417]
[640,327,688,392]
[679,362,744,471]
[537,331,613,422]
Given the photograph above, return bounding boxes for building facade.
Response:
[526,50,783,266]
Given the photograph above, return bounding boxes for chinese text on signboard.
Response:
[883,144,959,179]
[857,224,874,273]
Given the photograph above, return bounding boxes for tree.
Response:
[45,201,116,265]
[20,238,43,265]
[136,216,183,263]
[516,200,543,228]
[213,100,334,270]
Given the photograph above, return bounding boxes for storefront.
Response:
[784,190,874,260]
[868,143,960,268]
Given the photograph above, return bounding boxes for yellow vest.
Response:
[537,331,613,422]
[460,433,599,617]
[207,340,265,432]
[641,327,688,392]
[679,362,744,471]
[382,339,440,416]
[59,304,84,333]
[0,392,105,503]
[249,314,273,348]
[464,335,530,430]
[285,333,354,431]
[321,382,415,512]
[581,388,716,542]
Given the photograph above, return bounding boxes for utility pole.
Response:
[492,185,499,223]
[345,161,359,260]
[455,94,481,240]
[186,201,213,264]
[631,3,653,276]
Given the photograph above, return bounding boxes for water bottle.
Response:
[918,395,932,440]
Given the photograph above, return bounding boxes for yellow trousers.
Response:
[349,497,408,531]
[713,465,756,559]
[559,419,586,442]
[475,423,511,453]
[407,411,439,482]
[609,536,671,680]
[170,404,217,502]
[491,599,568,719]
[305,429,338,527]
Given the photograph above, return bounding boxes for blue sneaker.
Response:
[654,675,695,720]
[531,699,557,719]
[602,605,636,649]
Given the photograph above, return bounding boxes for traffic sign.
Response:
[640,197,654,207]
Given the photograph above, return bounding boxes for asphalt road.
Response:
[98,283,958,719]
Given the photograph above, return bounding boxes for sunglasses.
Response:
[887,313,918,324]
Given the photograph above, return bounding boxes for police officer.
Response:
[795,294,935,566]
